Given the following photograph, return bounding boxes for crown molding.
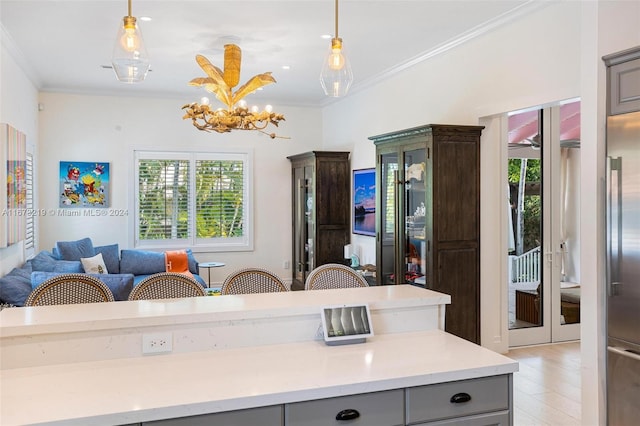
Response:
[321,0,549,107]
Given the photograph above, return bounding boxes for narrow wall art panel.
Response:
[1,123,27,247]
[59,161,110,208]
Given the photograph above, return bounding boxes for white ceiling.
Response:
[1,0,537,108]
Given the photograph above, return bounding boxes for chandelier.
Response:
[182,44,286,138]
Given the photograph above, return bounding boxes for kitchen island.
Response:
[0,285,518,425]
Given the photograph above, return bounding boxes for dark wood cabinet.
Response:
[369,124,483,343]
[288,151,350,290]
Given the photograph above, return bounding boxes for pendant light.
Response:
[320,0,353,97]
[111,0,150,83]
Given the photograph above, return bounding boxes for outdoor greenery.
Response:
[137,158,244,242]
[508,158,541,254]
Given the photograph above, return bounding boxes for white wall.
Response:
[0,32,39,275]
[36,92,322,283]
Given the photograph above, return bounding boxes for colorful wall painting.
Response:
[1,123,27,247]
[59,161,110,208]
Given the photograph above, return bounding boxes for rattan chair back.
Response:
[305,263,369,290]
[222,268,288,295]
[128,272,206,301]
[24,273,115,306]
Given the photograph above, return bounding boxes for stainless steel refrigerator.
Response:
[606,110,640,425]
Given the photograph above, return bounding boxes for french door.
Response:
[508,100,581,346]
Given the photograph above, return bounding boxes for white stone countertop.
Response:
[0,329,518,426]
[0,285,450,337]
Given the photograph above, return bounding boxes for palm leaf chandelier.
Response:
[182,44,286,138]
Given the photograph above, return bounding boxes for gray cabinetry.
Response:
[141,405,282,426]
[137,375,512,426]
[604,46,640,115]
[285,389,404,426]
[406,375,510,425]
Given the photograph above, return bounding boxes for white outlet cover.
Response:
[142,332,173,355]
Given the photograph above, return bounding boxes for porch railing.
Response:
[509,246,541,283]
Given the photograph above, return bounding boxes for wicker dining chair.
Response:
[24,273,115,306]
[305,263,369,290]
[221,268,288,295]
[127,272,206,301]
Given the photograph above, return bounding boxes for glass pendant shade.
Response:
[320,38,353,97]
[111,15,150,83]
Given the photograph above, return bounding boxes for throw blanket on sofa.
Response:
[165,250,194,279]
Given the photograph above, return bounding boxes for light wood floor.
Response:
[507,341,582,426]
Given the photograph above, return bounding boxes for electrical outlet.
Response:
[142,332,173,354]
[283,260,290,269]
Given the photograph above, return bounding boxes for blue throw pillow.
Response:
[56,237,95,261]
[120,250,165,275]
[185,249,198,274]
[31,251,83,273]
[0,264,33,306]
[94,244,120,273]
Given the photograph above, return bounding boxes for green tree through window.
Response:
[135,151,251,250]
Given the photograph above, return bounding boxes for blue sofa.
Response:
[0,238,205,307]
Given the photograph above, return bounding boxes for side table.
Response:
[198,262,225,288]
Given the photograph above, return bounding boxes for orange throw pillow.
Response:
[165,250,194,279]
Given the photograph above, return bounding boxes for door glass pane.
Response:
[404,148,427,287]
[380,152,398,284]
[508,109,543,330]
[558,100,581,327]
[305,166,314,275]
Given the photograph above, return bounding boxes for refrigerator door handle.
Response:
[606,156,623,296]
[608,346,640,362]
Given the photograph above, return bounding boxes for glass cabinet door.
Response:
[378,148,427,286]
[293,166,314,285]
[403,148,427,287]
[379,151,398,284]
[378,146,427,286]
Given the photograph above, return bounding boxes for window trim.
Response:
[132,149,253,253]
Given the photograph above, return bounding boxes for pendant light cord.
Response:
[335,0,339,38]
[127,0,132,18]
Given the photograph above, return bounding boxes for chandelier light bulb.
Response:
[120,26,140,52]
[251,105,259,113]
[265,104,273,113]
[328,47,345,70]
[200,97,210,106]
[238,100,247,109]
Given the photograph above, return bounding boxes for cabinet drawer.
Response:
[142,405,282,426]
[413,410,510,425]
[285,389,404,426]
[406,376,509,424]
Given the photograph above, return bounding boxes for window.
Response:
[134,150,252,251]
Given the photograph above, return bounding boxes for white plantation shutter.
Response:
[24,152,34,251]
[195,158,244,238]
[135,150,251,251]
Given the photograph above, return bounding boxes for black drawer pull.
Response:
[336,408,361,421]
[450,392,472,404]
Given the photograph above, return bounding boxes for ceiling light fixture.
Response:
[182,44,286,138]
[320,0,353,97]
[111,0,150,83]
